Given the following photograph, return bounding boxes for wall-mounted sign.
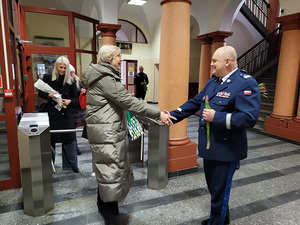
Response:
[117,42,132,50]
[4,89,14,98]
[121,61,126,85]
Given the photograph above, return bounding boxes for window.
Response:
[116,19,147,44]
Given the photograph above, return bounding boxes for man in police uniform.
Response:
[169,46,261,225]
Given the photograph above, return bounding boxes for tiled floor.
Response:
[0,115,299,225]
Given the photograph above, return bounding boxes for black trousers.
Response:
[136,90,146,100]
[51,140,78,169]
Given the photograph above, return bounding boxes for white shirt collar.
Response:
[220,68,237,84]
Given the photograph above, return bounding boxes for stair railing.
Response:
[237,26,282,75]
[245,0,270,27]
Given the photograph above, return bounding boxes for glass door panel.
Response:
[75,18,94,51]
[126,61,137,95]
[76,52,93,79]
[0,121,10,180]
[31,53,68,111]
[25,12,69,47]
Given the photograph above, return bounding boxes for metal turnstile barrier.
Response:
[18,113,54,217]
[138,116,169,190]
[128,135,144,164]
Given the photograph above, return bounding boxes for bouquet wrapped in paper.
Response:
[34,79,66,111]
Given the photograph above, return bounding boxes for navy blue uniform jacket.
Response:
[170,69,261,162]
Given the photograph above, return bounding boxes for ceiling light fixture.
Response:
[127,0,147,6]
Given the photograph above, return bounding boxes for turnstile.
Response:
[18,113,54,217]
[138,116,169,190]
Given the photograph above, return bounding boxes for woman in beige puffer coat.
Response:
[83,45,172,225]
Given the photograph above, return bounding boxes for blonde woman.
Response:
[38,56,79,173]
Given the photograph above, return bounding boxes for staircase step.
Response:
[260,105,273,111]
[260,108,272,113]
[261,102,273,106]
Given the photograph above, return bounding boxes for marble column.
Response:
[265,13,300,141]
[208,31,233,77]
[97,23,122,46]
[197,35,212,91]
[295,90,300,122]
[159,0,197,173]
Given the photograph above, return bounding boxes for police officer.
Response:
[169,46,261,225]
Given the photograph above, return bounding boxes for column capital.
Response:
[276,13,300,31]
[97,23,122,37]
[197,31,233,43]
[196,35,213,45]
[209,31,233,43]
[161,0,192,6]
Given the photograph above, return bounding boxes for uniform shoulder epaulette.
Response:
[239,69,252,79]
[241,74,252,79]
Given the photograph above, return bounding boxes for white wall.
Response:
[122,43,154,102]
[227,12,263,57]
[120,18,162,103]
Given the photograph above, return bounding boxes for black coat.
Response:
[134,72,148,97]
[38,74,79,143]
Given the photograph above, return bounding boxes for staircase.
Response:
[254,64,278,130]
[240,0,270,37]
[237,0,282,130]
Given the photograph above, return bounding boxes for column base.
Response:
[264,115,300,142]
[168,140,198,173]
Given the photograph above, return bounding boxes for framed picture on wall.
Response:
[34,36,64,47]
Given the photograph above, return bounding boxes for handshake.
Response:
[159,110,177,126]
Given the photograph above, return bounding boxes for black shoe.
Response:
[201,219,210,225]
[236,161,240,170]
[72,167,80,173]
[201,218,229,225]
[104,213,130,225]
[77,147,82,155]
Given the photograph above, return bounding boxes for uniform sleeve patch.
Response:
[244,90,252,95]
[177,108,182,112]
[226,113,232,129]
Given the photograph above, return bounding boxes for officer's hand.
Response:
[202,108,215,122]
[160,110,176,126]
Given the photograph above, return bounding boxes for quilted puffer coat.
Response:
[83,62,160,202]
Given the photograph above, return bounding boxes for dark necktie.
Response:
[213,78,222,92]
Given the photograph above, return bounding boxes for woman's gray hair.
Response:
[52,56,73,85]
[97,45,120,64]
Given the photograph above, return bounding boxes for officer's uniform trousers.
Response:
[170,69,261,225]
